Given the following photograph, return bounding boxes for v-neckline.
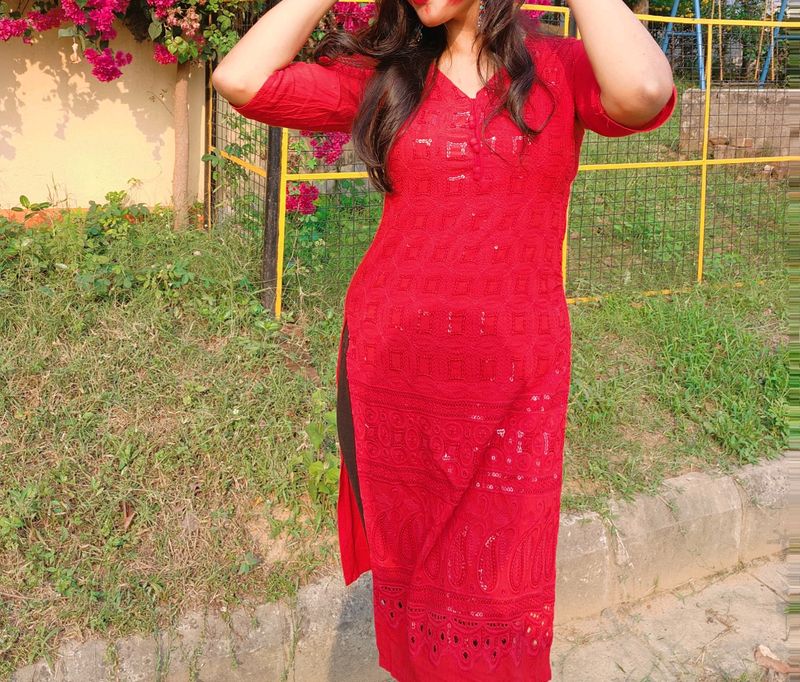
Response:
[433,62,502,101]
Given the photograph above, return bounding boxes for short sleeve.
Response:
[229,55,376,133]
[559,36,677,138]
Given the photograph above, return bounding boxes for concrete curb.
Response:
[11,454,787,682]
[555,454,787,621]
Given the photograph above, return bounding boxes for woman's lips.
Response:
[410,0,427,6]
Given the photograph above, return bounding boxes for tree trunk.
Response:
[172,60,191,230]
[631,0,649,29]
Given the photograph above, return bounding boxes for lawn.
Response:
[0,192,787,676]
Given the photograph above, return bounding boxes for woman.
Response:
[213,0,676,678]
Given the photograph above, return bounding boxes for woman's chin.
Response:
[411,0,456,25]
[416,10,450,27]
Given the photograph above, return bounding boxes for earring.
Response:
[477,0,486,30]
[413,24,422,44]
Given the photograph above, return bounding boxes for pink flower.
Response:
[27,7,66,32]
[147,0,179,21]
[164,5,200,39]
[84,46,133,81]
[286,182,320,215]
[300,130,350,165]
[332,1,375,33]
[87,5,116,39]
[153,42,177,64]
[60,0,89,26]
[522,0,552,20]
[58,0,129,39]
[0,17,28,41]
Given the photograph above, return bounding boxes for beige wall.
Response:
[1,16,207,210]
[679,87,794,159]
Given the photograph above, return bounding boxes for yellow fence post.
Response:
[205,59,214,232]
[561,7,571,293]
[696,21,714,284]
[275,126,290,319]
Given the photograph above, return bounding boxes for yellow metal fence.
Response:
[207,5,796,318]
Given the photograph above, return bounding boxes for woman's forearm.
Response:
[566,0,675,126]
[211,0,337,106]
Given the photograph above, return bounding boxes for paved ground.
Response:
[548,554,788,681]
[12,554,789,681]
[381,555,788,681]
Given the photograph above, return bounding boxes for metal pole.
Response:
[697,22,714,283]
[660,0,681,53]
[759,0,788,86]
[694,0,706,91]
[261,126,283,315]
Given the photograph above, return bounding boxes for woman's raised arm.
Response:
[211,0,376,132]
[211,0,338,107]
[566,0,675,129]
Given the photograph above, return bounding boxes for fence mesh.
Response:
[206,5,270,255]
[208,4,792,314]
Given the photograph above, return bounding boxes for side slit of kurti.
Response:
[335,316,371,585]
[336,320,366,528]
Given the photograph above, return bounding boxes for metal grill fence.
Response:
[205,3,795,318]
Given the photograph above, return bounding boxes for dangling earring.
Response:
[413,24,422,44]
[477,0,486,30]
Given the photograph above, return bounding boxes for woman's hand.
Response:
[566,0,675,128]
[211,0,339,107]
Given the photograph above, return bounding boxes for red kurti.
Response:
[232,31,676,682]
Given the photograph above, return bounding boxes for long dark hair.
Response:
[313,1,555,194]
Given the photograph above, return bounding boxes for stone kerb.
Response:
[11,454,788,682]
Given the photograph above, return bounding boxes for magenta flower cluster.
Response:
[300,130,350,165]
[84,46,134,81]
[61,0,130,41]
[286,182,320,215]
[153,42,177,64]
[522,0,553,20]
[0,6,65,43]
[332,1,375,33]
[147,0,177,20]
[0,17,29,42]
[1,0,212,81]
[27,6,65,31]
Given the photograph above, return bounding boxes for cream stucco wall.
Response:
[1,17,207,210]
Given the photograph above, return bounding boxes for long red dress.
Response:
[232,30,676,682]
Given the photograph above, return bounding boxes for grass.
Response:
[0,204,338,676]
[566,75,787,296]
[561,278,787,514]
[0,198,787,676]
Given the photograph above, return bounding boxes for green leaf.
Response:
[324,467,339,487]
[308,460,324,479]
[148,21,163,40]
[238,551,261,574]
[306,423,324,449]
